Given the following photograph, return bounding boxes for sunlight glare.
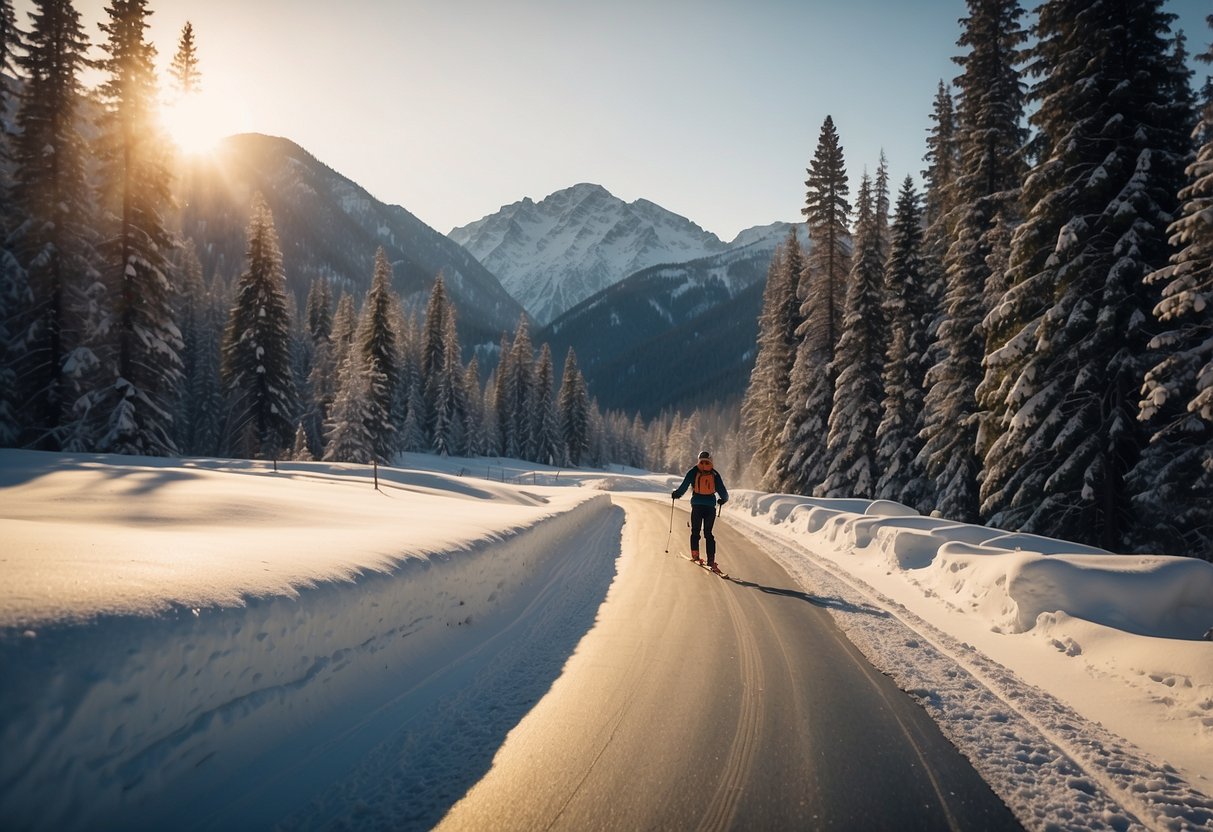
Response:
[160,92,236,156]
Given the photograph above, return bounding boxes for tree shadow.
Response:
[726,577,890,618]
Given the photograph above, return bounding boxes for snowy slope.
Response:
[449,183,728,325]
[1,450,1211,830]
[538,222,809,415]
[176,134,525,346]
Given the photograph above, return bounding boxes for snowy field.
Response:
[1,448,1211,830]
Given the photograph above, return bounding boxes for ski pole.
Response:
[664,497,675,553]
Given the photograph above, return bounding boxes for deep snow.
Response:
[1,449,1211,830]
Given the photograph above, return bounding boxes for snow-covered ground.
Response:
[1,449,1211,830]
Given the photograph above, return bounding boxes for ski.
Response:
[683,555,729,579]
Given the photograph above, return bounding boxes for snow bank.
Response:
[0,451,621,830]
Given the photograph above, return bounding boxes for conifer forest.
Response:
[1,0,1210,559]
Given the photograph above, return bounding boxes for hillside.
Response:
[175,134,525,346]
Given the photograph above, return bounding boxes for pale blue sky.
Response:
[13,0,1213,241]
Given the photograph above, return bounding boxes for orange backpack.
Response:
[693,467,716,495]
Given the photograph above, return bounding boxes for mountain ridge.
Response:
[449,183,729,325]
[175,133,525,346]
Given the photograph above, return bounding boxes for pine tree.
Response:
[169,21,199,95]
[304,278,336,455]
[7,0,97,450]
[501,315,534,459]
[330,292,356,371]
[399,375,426,453]
[876,178,931,508]
[923,81,961,232]
[221,194,297,458]
[291,421,313,461]
[558,347,591,467]
[742,231,804,483]
[1129,17,1213,558]
[173,240,208,452]
[979,0,1191,550]
[531,343,562,465]
[430,305,465,457]
[90,0,182,456]
[820,173,885,499]
[770,116,850,494]
[420,274,453,446]
[323,349,375,464]
[355,248,399,461]
[920,82,963,404]
[921,0,1028,523]
[0,0,17,163]
[490,333,512,457]
[461,356,486,457]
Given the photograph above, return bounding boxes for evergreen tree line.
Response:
[0,0,667,470]
[743,0,1212,559]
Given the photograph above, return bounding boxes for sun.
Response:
[159,91,233,156]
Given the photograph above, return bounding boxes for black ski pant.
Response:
[690,503,717,562]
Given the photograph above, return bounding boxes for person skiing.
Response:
[672,450,729,573]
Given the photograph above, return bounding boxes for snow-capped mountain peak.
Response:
[450,184,727,325]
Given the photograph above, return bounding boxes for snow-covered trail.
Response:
[431,498,1019,831]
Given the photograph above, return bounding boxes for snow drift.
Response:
[0,452,621,830]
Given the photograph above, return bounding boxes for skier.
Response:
[672,450,729,573]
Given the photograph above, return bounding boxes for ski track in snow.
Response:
[730,514,1213,832]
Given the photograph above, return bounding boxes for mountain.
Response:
[538,223,808,417]
[175,134,525,346]
[449,183,728,325]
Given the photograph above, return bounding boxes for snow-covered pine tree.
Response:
[461,356,486,458]
[303,278,335,456]
[420,273,454,446]
[979,0,1191,550]
[874,152,891,258]
[291,421,313,461]
[399,376,426,453]
[489,332,511,457]
[558,347,590,467]
[323,348,375,464]
[355,248,399,462]
[876,177,931,508]
[330,292,356,371]
[220,194,297,459]
[920,0,1027,523]
[386,296,411,446]
[173,240,207,452]
[742,230,803,484]
[531,343,562,466]
[502,315,534,460]
[920,81,963,400]
[820,173,885,499]
[7,0,98,450]
[91,0,182,456]
[306,277,333,345]
[430,304,465,457]
[770,115,851,494]
[1129,20,1213,558]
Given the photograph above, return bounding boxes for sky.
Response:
[11,0,1213,242]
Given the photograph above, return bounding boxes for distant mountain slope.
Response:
[538,224,807,416]
[449,183,727,325]
[176,134,524,346]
